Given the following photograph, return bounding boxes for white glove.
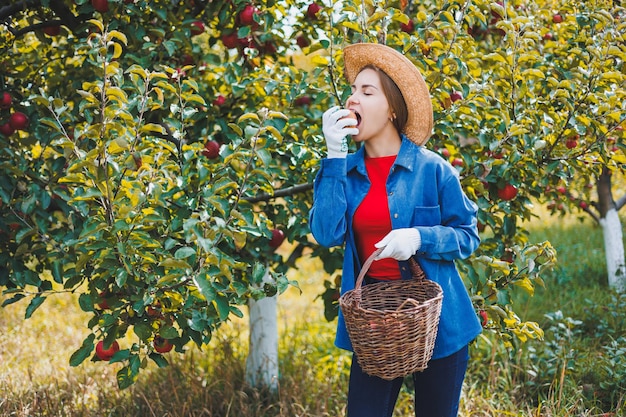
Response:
[374,228,422,261]
[322,106,359,158]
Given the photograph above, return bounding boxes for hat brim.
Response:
[343,43,433,146]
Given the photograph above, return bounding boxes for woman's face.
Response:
[345,68,397,144]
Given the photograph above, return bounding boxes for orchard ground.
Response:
[0,208,624,417]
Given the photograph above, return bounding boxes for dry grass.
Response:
[1,216,625,416]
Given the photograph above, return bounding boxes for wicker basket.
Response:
[339,247,443,380]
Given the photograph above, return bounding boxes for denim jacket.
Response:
[309,136,482,359]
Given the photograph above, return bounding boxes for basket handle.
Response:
[396,298,421,311]
[354,248,382,290]
[355,247,426,290]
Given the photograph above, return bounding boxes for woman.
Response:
[309,43,482,417]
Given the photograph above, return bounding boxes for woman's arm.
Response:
[308,158,349,248]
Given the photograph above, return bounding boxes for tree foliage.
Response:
[1,0,624,387]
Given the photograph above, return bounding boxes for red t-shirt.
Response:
[353,155,402,281]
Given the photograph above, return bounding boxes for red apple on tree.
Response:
[479,310,488,327]
[269,228,286,250]
[97,291,110,309]
[43,25,61,36]
[0,122,14,137]
[306,3,322,19]
[221,32,239,49]
[565,135,579,149]
[294,96,312,107]
[1,92,12,109]
[91,0,109,13]
[296,34,310,48]
[213,95,226,106]
[95,340,120,361]
[153,336,174,353]
[497,183,518,201]
[400,20,414,33]
[202,140,220,159]
[452,157,464,167]
[552,14,563,23]
[190,20,205,36]
[450,90,463,103]
[237,4,259,26]
[9,112,29,130]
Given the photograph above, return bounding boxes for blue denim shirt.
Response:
[309,136,482,359]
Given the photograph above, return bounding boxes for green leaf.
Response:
[214,294,230,321]
[133,322,153,341]
[149,352,170,368]
[117,363,138,389]
[193,273,216,302]
[174,246,196,259]
[1,294,25,307]
[70,334,95,367]
[25,295,46,319]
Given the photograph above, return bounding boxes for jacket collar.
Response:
[347,134,421,176]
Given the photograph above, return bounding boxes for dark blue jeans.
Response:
[346,344,469,417]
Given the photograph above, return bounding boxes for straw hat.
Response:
[343,43,433,146]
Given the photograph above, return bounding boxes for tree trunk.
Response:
[597,168,626,292]
[599,209,626,292]
[245,270,279,391]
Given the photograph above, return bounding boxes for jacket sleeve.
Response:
[414,172,480,261]
[308,158,349,248]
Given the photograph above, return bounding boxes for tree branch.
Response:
[615,194,626,212]
[1,0,87,37]
[242,183,313,203]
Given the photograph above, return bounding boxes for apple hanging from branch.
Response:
[95,340,120,361]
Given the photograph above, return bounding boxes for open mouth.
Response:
[351,110,362,127]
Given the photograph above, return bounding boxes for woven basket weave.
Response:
[339,247,443,380]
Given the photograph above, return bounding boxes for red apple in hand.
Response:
[154,336,174,353]
[0,92,12,109]
[9,112,29,130]
[497,183,518,201]
[95,340,120,361]
[202,140,220,159]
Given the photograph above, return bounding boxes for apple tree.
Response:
[0,0,623,390]
[0,0,326,389]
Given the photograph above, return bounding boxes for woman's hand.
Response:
[374,228,422,260]
[322,106,359,158]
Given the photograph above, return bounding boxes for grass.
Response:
[1,211,625,416]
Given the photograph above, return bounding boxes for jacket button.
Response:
[394,213,398,218]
